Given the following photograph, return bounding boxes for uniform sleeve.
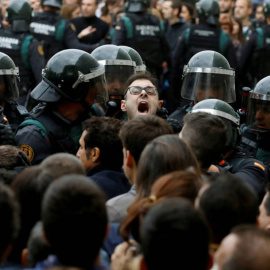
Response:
[29,39,46,84]
[112,19,127,45]
[15,125,52,165]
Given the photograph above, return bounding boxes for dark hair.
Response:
[124,72,158,98]
[0,168,18,186]
[198,173,259,244]
[0,183,20,261]
[141,198,209,270]
[60,3,81,19]
[42,175,107,268]
[40,153,85,179]
[182,112,227,169]
[222,225,270,270]
[136,134,200,200]
[182,2,194,16]
[83,116,123,170]
[167,0,182,16]
[119,115,173,165]
[120,169,202,241]
[232,16,245,45]
[0,145,30,170]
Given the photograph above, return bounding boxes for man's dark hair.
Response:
[198,173,259,244]
[83,116,123,170]
[181,112,227,169]
[0,183,20,261]
[0,168,18,186]
[223,225,270,270]
[170,0,182,16]
[40,153,85,178]
[119,115,174,165]
[141,197,209,270]
[0,145,30,170]
[124,72,159,98]
[42,175,107,268]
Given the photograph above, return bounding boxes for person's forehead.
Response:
[129,79,155,87]
[82,0,95,5]
[163,1,173,8]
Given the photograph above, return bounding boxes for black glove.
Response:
[0,123,15,145]
[166,117,182,134]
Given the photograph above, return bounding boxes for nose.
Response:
[76,148,81,158]
[255,109,265,120]
[139,89,148,97]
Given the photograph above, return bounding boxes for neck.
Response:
[168,16,179,25]
[56,100,84,122]
[242,17,250,27]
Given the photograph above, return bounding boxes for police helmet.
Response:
[246,76,270,130]
[41,0,63,9]
[91,45,136,97]
[191,99,240,150]
[6,0,32,24]
[124,0,151,12]
[0,53,19,101]
[31,49,108,111]
[181,50,236,103]
[119,46,146,73]
[196,0,220,25]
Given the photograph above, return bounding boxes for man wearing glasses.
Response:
[121,72,163,120]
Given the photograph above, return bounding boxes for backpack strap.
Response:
[256,27,264,50]
[121,15,133,39]
[219,30,228,55]
[21,35,34,70]
[55,19,66,42]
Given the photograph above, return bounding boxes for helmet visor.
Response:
[181,67,236,103]
[0,75,19,101]
[105,65,135,96]
[246,92,270,130]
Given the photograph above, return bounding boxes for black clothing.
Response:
[30,10,66,62]
[15,102,84,165]
[113,12,170,79]
[238,24,270,88]
[64,16,110,53]
[0,29,45,106]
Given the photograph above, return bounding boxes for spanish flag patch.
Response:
[254,162,265,171]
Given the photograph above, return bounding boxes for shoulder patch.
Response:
[246,36,250,41]
[38,44,44,56]
[70,23,76,32]
[254,162,265,171]
[20,144,34,162]
[115,25,121,30]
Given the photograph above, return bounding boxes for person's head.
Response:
[0,145,30,171]
[119,115,173,182]
[234,0,252,23]
[219,13,233,34]
[1,0,11,19]
[162,0,182,22]
[197,173,259,244]
[258,185,270,231]
[180,2,194,23]
[6,0,32,32]
[0,183,20,262]
[121,72,163,120]
[218,0,234,13]
[29,0,42,12]
[263,0,270,19]
[39,153,86,179]
[141,198,209,270]
[136,134,200,200]
[214,225,270,270]
[256,4,265,19]
[246,76,270,130]
[91,45,136,100]
[120,169,203,241]
[42,175,108,268]
[60,3,81,19]
[191,99,241,154]
[76,116,123,171]
[81,0,98,17]
[180,112,227,170]
[31,49,108,118]
[231,17,244,44]
[196,0,220,25]
[124,0,151,12]
[41,0,62,9]
[181,50,236,104]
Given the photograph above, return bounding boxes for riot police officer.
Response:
[239,0,270,88]
[0,0,45,108]
[91,45,136,119]
[112,0,170,82]
[170,50,236,128]
[30,0,66,63]
[192,99,268,201]
[0,52,29,132]
[238,76,270,167]
[171,0,237,98]
[15,49,108,165]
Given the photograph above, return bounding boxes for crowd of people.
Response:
[0,0,270,269]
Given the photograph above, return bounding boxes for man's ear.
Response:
[91,147,100,162]
[21,248,28,268]
[121,100,127,112]
[126,150,134,168]
[158,100,163,109]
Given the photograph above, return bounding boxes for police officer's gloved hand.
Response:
[0,123,15,145]
[156,107,168,119]
[166,117,182,134]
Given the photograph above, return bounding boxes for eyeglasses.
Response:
[126,86,157,95]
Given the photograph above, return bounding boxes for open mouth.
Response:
[138,101,149,114]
